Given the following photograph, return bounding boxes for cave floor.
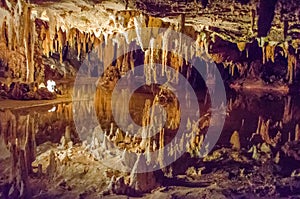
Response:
[22,143,300,198]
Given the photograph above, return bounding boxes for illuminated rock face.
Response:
[0,0,299,91]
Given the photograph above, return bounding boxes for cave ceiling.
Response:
[2,0,299,44]
[0,0,299,84]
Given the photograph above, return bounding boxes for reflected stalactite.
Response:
[255,116,282,147]
[0,109,40,198]
[283,96,292,124]
[295,124,300,141]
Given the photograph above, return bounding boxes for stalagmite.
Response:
[47,150,57,179]
[129,154,157,192]
[102,134,108,150]
[274,151,280,164]
[65,126,71,143]
[113,128,124,144]
[109,123,114,138]
[230,131,240,150]
[248,145,259,160]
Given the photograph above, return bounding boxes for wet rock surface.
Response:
[1,141,300,198]
[0,81,58,100]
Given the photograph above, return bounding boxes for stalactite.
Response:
[184,42,188,65]
[265,43,275,63]
[190,44,195,61]
[257,37,266,64]
[57,28,65,63]
[30,17,36,83]
[149,37,157,83]
[250,9,256,33]
[195,34,201,57]
[144,49,151,85]
[68,28,76,48]
[237,42,246,52]
[0,18,7,46]
[228,62,235,76]
[162,28,171,76]
[7,16,13,50]
[205,38,212,59]
[287,52,297,84]
[77,32,82,60]
[284,20,288,40]
[133,14,146,51]
[129,49,134,72]
[23,4,31,82]
[83,33,87,55]
[104,36,114,69]
[280,41,289,58]
[43,28,51,57]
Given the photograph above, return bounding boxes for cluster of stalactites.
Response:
[0,0,36,83]
[37,10,222,81]
[38,10,300,85]
[258,38,299,84]
[38,10,139,62]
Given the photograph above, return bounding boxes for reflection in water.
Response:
[1,92,299,152]
[0,103,75,197]
[1,90,300,196]
[224,93,300,149]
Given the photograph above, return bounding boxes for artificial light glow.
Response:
[48,106,57,112]
[47,80,56,93]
